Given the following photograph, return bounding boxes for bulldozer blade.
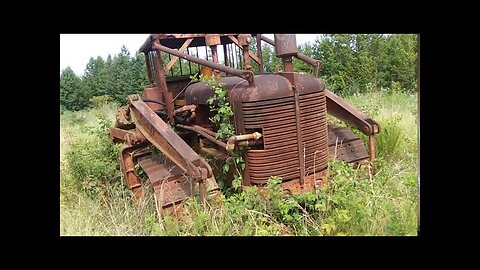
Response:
[328,124,369,163]
[137,155,220,215]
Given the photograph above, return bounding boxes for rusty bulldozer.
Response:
[109,34,380,215]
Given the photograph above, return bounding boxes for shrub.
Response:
[376,113,404,159]
[66,115,120,197]
[90,95,113,108]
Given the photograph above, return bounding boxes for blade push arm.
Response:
[325,89,380,161]
[325,89,380,136]
[126,94,213,182]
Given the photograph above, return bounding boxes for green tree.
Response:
[83,56,110,98]
[109,45,147,104]
[60,67,88,111]
[312,34,417,94]
[380,34,417,90]
[315,34,358,94]
[261,44,282,73]
[294,42,315,74]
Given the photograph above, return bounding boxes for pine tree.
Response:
[60,67,88,111]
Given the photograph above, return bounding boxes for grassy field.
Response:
[60,90,418,236]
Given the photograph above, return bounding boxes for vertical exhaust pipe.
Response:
[274,34,298,72]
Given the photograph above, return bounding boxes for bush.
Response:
[376,113,404,159]
[62,111,87,126]
[66,115,120,197]
[90,95,113,108]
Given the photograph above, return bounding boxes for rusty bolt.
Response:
[238,34,252,46]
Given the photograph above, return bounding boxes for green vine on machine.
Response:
[190,74,245,191]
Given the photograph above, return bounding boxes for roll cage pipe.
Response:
[151,41,255,86]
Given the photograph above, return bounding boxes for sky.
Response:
[60,34,320,76]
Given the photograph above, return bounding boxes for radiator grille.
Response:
[242,91,328,184]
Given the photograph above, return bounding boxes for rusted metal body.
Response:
[119,143,148,198]
[143,87,164,111]
[127,95,212,181]
[184,73,329,191]
[109,33,381,215]
[109,94,220,210]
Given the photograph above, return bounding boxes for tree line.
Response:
[60,34,418,111]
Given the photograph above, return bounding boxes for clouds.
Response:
[60,34,149,75]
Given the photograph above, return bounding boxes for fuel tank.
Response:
[185,73,328,186]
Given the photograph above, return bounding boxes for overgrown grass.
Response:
[60,102,161,235]
[60,90,418,236]
[344,90,418,160]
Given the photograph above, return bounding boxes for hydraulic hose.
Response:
[143,99,166,107]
